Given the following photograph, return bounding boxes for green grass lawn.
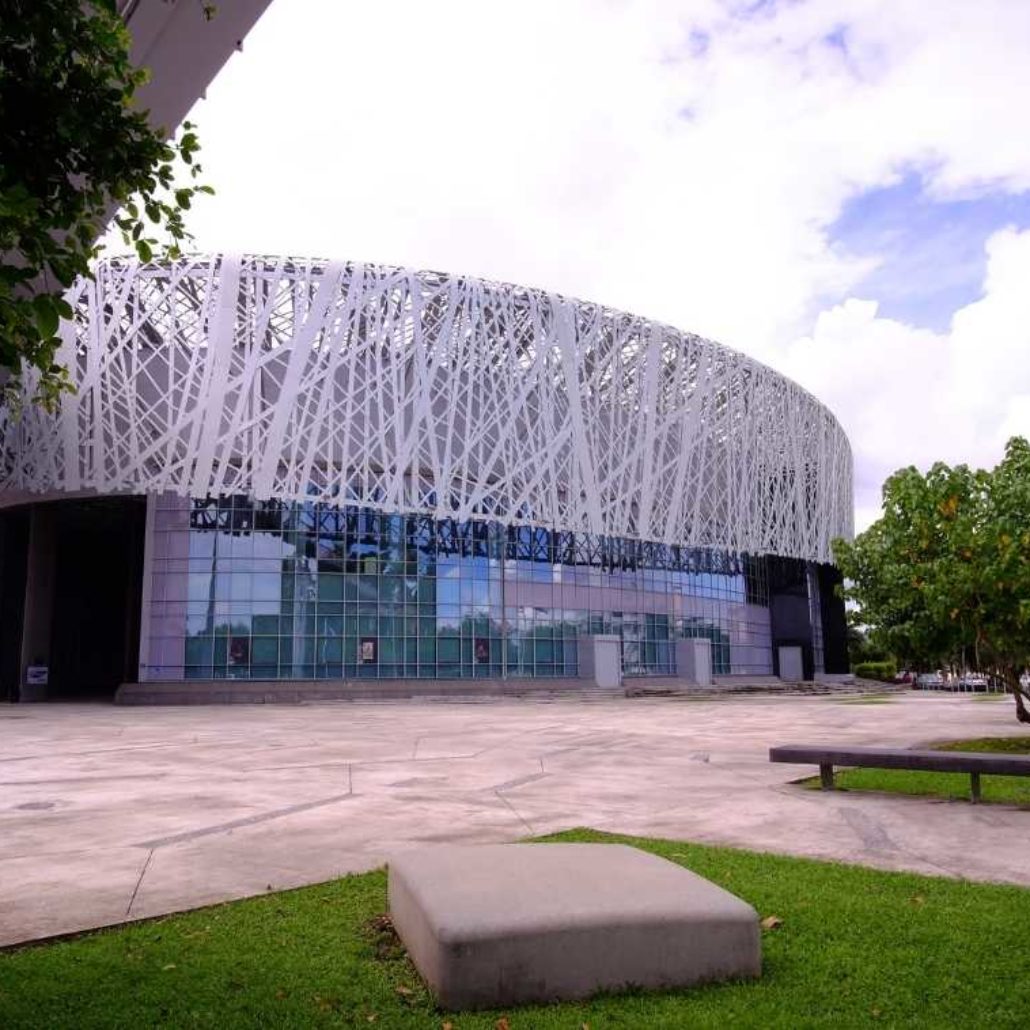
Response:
[3,829,1030,1028]
[935,736,1030,754]
[804,736,1030,805]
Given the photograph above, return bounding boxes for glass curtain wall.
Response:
[142,494,773,682]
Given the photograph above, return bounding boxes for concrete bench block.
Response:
[388,842,760,1010]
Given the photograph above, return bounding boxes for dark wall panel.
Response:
[818,562,850,674]
[0,510,29,702]
[767,555,814,680]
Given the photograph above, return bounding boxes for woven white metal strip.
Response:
[0,254,853,562]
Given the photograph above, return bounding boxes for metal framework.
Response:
[0,254,853,561]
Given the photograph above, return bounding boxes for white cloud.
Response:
[151,0,1030,534]
[779,226,1030,529]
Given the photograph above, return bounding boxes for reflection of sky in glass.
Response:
[166,498,772,680]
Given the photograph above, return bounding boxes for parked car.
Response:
[956,673,989,691]
[916,672,944,689]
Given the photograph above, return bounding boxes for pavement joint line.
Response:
[125,849,153,917]
[135,791,358,850]
[490,771,551,793]
[540,738,622,759]
[0,844,148,862]
[0,774,170,787]
[0,737,297,764]
[225,761,357,772]
[494,791,535,835]
[349,752,484,766]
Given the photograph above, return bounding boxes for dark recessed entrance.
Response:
[45,497,146,699]
[0,508,29,703]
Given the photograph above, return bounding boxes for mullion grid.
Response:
[161,494,771,682]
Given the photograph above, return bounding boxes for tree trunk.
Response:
[979,630,1030,724]
[1004,668,1030,723]
[1013,687,1030,724]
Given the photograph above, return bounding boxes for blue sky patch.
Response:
[822,25,848,54]
[830,172,1030,331]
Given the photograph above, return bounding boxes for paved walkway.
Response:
[1,692,1027,946]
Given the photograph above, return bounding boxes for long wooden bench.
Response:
[769,744,1030,803]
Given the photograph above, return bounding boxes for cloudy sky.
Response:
[168,0,1030,531]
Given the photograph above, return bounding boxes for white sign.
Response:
[26,665,48,686]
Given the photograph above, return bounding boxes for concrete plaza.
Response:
[1,691,1027,947]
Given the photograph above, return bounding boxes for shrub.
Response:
[853,660,897,682]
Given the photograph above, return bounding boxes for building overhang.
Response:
[119,0,273,138]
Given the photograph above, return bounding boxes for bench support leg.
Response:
[970,772,981,804]
[819,764,834,790]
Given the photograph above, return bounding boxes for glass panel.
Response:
[148,497,777,681]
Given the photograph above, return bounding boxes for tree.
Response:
[834,438,1030,722]
[845,619,891,666]
[0,0,211,409]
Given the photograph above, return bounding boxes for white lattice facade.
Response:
[1,254,851,560]
[0,255,853,690]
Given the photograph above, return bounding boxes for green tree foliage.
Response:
[846,620,891,665]
[834,438,1030,722]
[852,660,897,683]
[0,0,212,409]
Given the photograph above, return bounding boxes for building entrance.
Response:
[45,498,146,699]
[8,497,146,701]
[0,508,29,702]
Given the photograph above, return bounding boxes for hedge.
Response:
[853,660,897,682]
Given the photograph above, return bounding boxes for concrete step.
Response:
[116,676,901,706]
[115,677,624,705]
[625,678,903,699]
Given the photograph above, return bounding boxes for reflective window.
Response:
[142,494,773,681]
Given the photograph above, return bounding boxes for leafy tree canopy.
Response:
[0,0,211,409]
[834,437,1030,722]
[845,619,891,665]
